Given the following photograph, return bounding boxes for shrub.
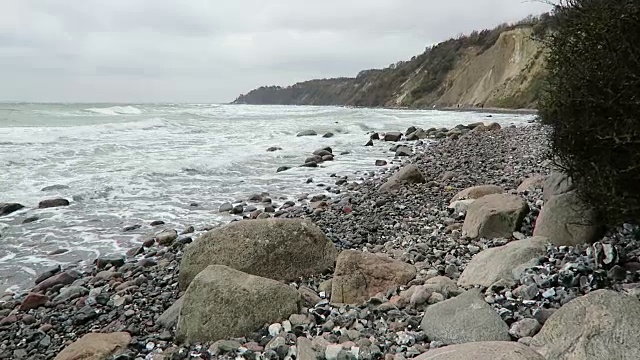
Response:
[538,0,640,225]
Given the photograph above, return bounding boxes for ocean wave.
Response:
[84,105,143,116]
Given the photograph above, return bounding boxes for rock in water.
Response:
[156,229,178,246]
[384,132,403,141]
[219,202,233,212]
[395,146,412,157]
[178,218,338,289]
[323,132,334,138]
[38,198,70,209]
[450,185,503,203]
[0,203,24,216]
[462,194,529,239]
[331,250,416,304]
[531,289,640,360]
[297,130,317,137]
[276,166,291,173]
[420,289,510,344]
[414,341,544,360]
[53,332,131,360]
[533,191,600,246]
[458,237,548,287]
[176,265,301,343]
[41,184,70,192]
[379,164,426,193]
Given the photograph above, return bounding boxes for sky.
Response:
[0,1,552,103]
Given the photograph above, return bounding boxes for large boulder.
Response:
[331,250,416,304]
[384,132,403,141]
[458,237,548,288]
[421,289,510,344]
[462,194,529,239]
[414,341,544,360]
[379,164,426,193]
[451,185,503,203]
[533,191,600,246]
[178,219,338,290]
[38,198,70,209]
[53,332,131,360]
[543,172,573,202]
[176,265,301,343]
[531,289,640,360]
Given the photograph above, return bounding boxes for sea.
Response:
[0,103,537,293]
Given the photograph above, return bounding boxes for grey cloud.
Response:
[0,0,552,102]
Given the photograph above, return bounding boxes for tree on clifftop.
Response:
[539,0,640,225]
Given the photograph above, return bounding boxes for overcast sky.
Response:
[1,1,552,103]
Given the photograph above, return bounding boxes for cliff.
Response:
[233,15,552,109]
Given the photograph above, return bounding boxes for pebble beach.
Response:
[2,121,640,360]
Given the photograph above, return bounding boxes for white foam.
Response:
[0,103,537,292]
[84,105,143,116]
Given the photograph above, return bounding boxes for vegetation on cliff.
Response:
[233,14,554,109]
[539,0,640,226]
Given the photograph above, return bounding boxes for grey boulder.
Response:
[176,265,301,343]
[420,289,510,345]
[178,218,338,290]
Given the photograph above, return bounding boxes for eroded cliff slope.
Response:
[233,16,551,109]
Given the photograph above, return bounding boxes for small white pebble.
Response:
[268,323,282,337]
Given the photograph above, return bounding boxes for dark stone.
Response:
[395,146,412,157]
[219,202,233,212]
[34,271,77,292]
[365,139,374,147]
[297,130,317,137]
[607,265,627,281]
[40,184,70,192]
[34,265,61,285]
[123,224,141,232]
[126,246,144,257]
[0,203,24,217]
[384,132,403,141]
[405,126,417,135]
[150,220,165,226]
[322,155,334,162]
[276,166,291,173]
[375,160,387,166]
[313,149,332,156]
[38,198,70,209]
[266,147,282,152]
[96,256,125,269]
[370,133,380,140]
[249,194,263,202]
[305,155,323,164]
[48,248,69,256]
[230,205,244,215]
[74,306,97,325]
[323,132,334,138]
[22,216,39,224]
[301,162,318,168]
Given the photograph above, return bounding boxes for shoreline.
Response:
[1,121,638,359]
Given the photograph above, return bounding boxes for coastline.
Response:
[1,121,638,359]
